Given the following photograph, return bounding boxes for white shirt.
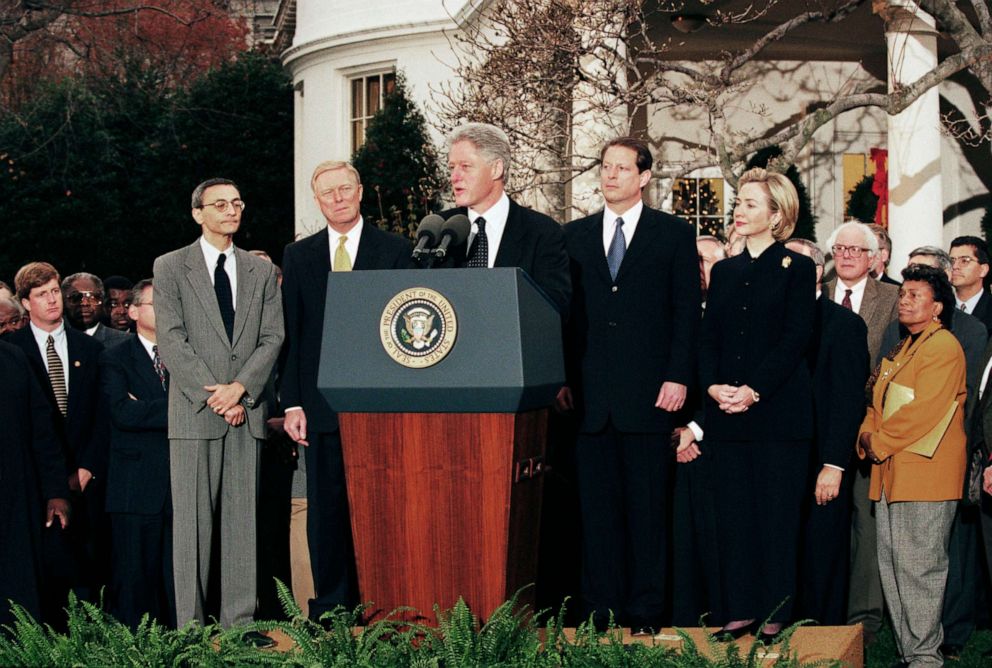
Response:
[85,324,99,337]
[467,192,510,268]
[956,290,983,315]
[833,276,868,314]
[30,319,69,393]
[137,333,157,363]
[602,200,644,254]
[199,236,238,304]
[327,218,364,270]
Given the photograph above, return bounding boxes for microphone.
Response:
[411,214,445,260]
[434,214,471,259]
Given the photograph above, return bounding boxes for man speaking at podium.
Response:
[281,161,411,621]
[558,137,699,634]
[440,123,571,316]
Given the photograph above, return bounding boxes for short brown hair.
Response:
[15,262,60,301]
[737,167,799,241]
[600,137,653,173]
[310,161,361,192]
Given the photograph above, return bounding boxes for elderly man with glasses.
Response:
[61,273,128,346]
[822,220,900,644]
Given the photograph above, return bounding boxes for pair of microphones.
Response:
[411,214,471,266]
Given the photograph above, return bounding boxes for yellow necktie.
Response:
[333,235,352,272]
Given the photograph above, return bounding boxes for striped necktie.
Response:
[152,345,167,392]
[46,335,68,416]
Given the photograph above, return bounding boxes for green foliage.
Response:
[0,52,293,282]
[979,205,992,243]
[845,175,879,225]
[351,73,444,240]
[745,147,818,242]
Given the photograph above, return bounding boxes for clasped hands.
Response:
[204,381,246,426]
[708,384,756,414]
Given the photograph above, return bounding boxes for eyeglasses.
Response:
[951,256,980,267]
[198,199,246,213]
[831,244,870,258]
[66,291,102,305]
[134,302,153,307]
[0,316,21,329]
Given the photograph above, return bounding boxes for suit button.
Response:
[611,286,618,293]
[231,354,238,361]
[608,321,617,327]
[736,355,741,360]
[742,306,747,311]
[745,282,750,286]
[740,330,744,335]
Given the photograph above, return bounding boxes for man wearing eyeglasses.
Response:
[62,273,128,346]
[153,178,283,643]
[281,161,411,622]
[0,296,27,336]
[949,236,992,334]
[822,220,899,643]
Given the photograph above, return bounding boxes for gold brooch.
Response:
[781,257,792,268]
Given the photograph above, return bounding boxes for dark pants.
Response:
[109,511,174,629]
[574,423,670,625]
[672,443,724,626]
[798,463,853,625]
[305,430,356,619]
[710,439,809,624]
[942,503,980,646]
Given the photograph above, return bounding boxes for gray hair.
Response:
[825,221,878,258]
[61,272,105,299]
[786,238,825,267]
[447,123,511,180]
[909,245,953,274]
[0,296,23,315]
[130,278,153,305]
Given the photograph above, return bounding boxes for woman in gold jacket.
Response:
[858,263,966,667]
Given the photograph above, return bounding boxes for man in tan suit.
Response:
[823,220,899,641]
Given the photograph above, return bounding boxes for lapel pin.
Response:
[781,257,792,268]
[74,361,81,367]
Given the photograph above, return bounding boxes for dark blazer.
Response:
[968,290,992,334]
[808,295,870,468]
[564,206,700,434]
[92,324,129,347]
[0,341,69,625]
[700,243,816,442]
[8,324,109,479]
[824,277,899,363]
[100,336,170,515]
[281,223,412,433]
[440,198,571,316]
[879,273,901,287]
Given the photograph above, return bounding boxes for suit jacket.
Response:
[281,224,412,433]
[807,295,870,468]
[968,289,992,334]
[153,241,284,441]
[700,243,816,442]
[824,277,899,362]
[7,324,109,478]
[879,273,901,287]
[100,336,170,515]
[858,320,967,502]
[564,206,699,433]
[92,323,129,346]
[440,198,571,316]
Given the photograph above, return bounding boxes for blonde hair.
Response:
[310,161,361,192]
[737,167,799,241]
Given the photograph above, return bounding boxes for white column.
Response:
[885,2,942,274]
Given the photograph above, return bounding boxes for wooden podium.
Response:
[317,269,564,623]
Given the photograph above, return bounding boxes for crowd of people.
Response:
[2,123,992,667]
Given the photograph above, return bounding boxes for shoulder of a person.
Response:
[68,326,105,355]
[825,299,868,335]
[153,245,190,269]
[367,223,413,250]
[872,278,900,300]
[510,200,560,229]
[639,206,692,231]
[285,227,327,254]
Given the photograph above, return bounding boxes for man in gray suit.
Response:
[823,220,899,642]
[153,178,283,640]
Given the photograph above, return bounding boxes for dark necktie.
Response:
[467,217,488,268]
[607,217,626,281]
[215,253,235,343]
[960,303,968,312]
[841,288,853,311]
[46,335,68,416]
[152,344,168,392]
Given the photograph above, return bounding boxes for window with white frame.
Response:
[350,71,396,152]
[672,176,726,237]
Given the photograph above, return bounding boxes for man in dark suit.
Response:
[0,340,71,627]
[867,223,900,286]
[61,273,129,346]
[8,261,109,625]
[100,279,174,629]
[823,221,899,639]
[281,161,411,621]
[557,137,699,634]
[786,238,869,625]
[440,122,570,315]
[950,236,992,334]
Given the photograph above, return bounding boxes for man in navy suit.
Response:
[950,236,992,333]
[558,137,699,633]
[440,123,570,315]
[8,261,109,625]
[100,279,174,629]
[281,161,411,621]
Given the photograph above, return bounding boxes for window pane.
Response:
[368,78,381,116]
[384,72,396,97]
[351,79,363,119]
[352,120,364,151]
